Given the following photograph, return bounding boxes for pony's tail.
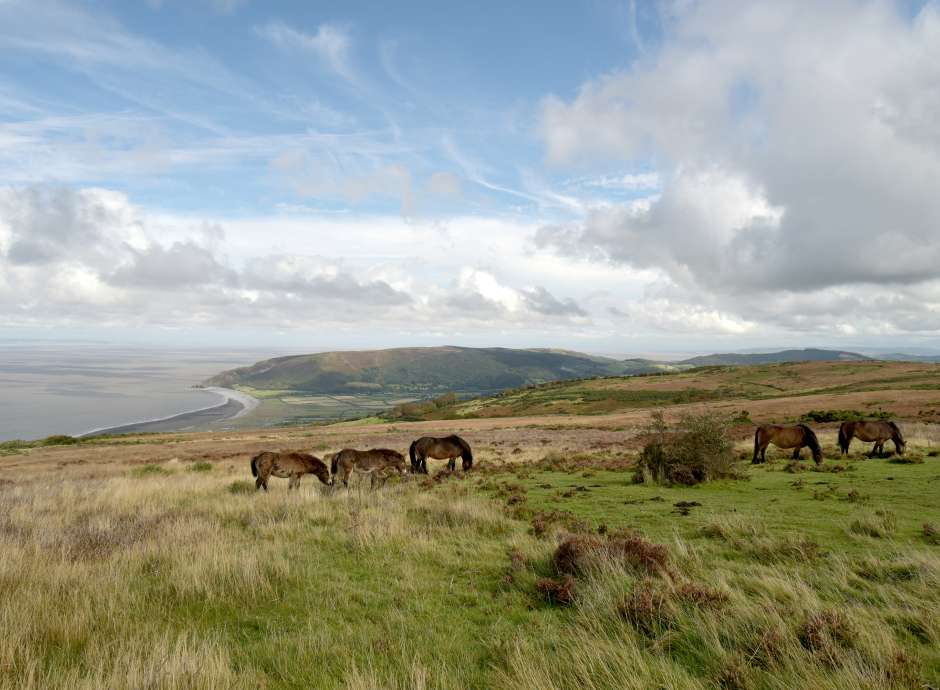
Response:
[800,424,823,464]
[838,423,848,455]
[250,454,259,477]
[752,427,761,464]
[330,453,338,477]
[409,440,417,468]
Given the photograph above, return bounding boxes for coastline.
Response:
[79,387,259,437]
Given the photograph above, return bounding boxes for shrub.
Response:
[187,461,213,472]
[39,434,81,446]
[553,532,670,577]
[800,409,892,423]
[535,576,576,606]
[617,580,676,637]
[634,412,738,485]
[799,610,855,664]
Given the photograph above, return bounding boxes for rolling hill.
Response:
[204,346,676,395]
[206,346,881,398]
[678,348,870,367]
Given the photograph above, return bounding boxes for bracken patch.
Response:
[553,532,670,577]
[535,576,576,606]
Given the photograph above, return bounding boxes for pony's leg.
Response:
[448,458,456,472]
[761,446,767,463]
[256,477,264,490]
[791,447,801,460]
[370,473,377,491]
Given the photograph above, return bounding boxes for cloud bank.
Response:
[536,0,940,337]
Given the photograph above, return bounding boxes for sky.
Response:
[1,0,939,355]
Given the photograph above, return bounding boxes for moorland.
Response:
[2,359,940,689]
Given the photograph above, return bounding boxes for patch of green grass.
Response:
[484,452,940,556]
[130,463,172,477]
[187,461,213,472]
[227,480,255,494]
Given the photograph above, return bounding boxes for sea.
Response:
[0,343,279,441]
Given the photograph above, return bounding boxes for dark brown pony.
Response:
[838,421,905,457]
[408,435,473,474]
[250,451,332,490]
[330,448,408,489]
[753,424,823,465]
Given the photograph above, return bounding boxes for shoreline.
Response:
[78,387,259,438]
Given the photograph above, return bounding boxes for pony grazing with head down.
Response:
[250,451,332,491]
[330,448,408,489]
[408,435,473,474]
[838,421,905,458]
[753,424,823,465]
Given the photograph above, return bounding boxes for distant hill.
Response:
[678,348,870,367]
[874,353,940,363]
[205,346,887,398]
[204,346,675,395]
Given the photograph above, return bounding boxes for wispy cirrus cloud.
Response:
[256,21,356,83]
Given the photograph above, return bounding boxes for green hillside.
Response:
[679,348,869,367]
[204,346,675,395]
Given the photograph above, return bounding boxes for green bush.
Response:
[187,461,213,472]
[634,412,739,486]
[227,480,255,494]
[800,409,892,423]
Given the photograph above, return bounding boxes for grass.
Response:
[4,360,940,688]
[2,446,940,688]
[401,360,940,420]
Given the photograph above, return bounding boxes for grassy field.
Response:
[2,360,940,688]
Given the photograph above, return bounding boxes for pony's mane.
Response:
[888,421,905,442]
[798,423,823,458]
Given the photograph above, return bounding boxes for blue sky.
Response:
[1,0,659,218]
[1,0,939,354]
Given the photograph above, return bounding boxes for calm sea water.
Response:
[0,344,279,441]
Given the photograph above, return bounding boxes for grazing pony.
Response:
[753,424,823,465]
[330,448,408,489]
[408,435,473,474]
[250,451,332,491]
[838,421,905,457]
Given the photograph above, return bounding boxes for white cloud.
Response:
[0,185,591,332]
[257,21,355,82]
[535,0,940,334]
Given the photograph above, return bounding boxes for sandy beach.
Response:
[81,387,259,437]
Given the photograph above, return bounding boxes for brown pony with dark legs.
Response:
[409,435,473,474]
[753,424,823,465]
[838,421,905,457]
[330,448,408,489]
[250,451,332,490]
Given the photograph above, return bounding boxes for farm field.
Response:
[2,360,940,689]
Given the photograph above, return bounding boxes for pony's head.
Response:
[799,424,823,465]
[312,462,332,486]
[889,422,906,454]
